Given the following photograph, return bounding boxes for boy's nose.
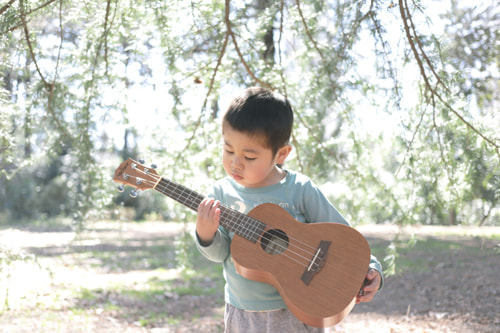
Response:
[231,156,244,170]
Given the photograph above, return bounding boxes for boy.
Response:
[195,87,383,332]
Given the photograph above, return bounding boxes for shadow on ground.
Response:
[0,222,498,332]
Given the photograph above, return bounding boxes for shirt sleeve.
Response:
[195,228,231,263]
[369,254,384,289]
[299,178,350,226]
[194,183,232,263]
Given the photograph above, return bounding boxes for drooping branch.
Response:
[368,1,401,100]
[296,0,374,101]
[18,0,69,142]
[102,0,116,78]
[224,0,272,89]
[404,0,449,95]
[178,0,279,161]
[398,0,499,156]
[0,0,16,16]
[292,0,379,166]
[178,13,231,156]
[19,0,49,89]
[295,0,332,94]
[4,0,58,33]
[45,0,72,141]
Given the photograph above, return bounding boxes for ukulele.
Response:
[113,158,371,328]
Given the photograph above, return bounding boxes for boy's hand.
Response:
[196,198,221,245]
[356,269,381,304]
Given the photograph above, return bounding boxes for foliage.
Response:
[0,0,498,231]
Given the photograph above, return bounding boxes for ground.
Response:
[0,221,498,332]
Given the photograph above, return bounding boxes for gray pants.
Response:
[224,303,335,333]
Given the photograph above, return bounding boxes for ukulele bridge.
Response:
[301,240,331,286]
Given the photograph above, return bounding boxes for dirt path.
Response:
[345,225,500,333]
[0,222,498,332]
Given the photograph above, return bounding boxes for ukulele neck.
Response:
[154,178,265,243]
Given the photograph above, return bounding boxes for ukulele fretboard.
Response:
[155,178,266,243]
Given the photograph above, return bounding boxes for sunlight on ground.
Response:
[1,222,497,332]
[0,222,188,313]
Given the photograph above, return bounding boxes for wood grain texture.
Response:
[231,203,371,328]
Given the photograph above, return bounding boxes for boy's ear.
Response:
[275,144,292,164]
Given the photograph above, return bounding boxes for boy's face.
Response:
[222,122,290,188]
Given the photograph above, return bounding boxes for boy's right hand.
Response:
[196,198,221,245]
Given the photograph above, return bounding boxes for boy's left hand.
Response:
[356,269,381,304]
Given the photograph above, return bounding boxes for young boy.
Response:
[195,87,383,332]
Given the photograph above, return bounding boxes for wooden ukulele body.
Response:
[231,203,371,328]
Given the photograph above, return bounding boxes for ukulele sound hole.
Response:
[260,229,289,255]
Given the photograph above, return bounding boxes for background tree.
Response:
[0,0,498,233]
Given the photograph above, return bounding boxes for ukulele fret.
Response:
[158,179,265,243]
[159,179,203,212]
[220,207,265,243]
[220,207,236,230]
[238,215,260,242]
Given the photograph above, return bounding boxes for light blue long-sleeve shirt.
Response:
[195,170,383,311]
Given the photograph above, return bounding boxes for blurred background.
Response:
[1,0,498,231]
[1,1,499,331]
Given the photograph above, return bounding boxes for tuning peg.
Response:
[139,159,145,164]
[117,185,125,192]
[129,190,138,198]
[151,163,157,169]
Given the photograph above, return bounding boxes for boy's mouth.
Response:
[232,173,243,181]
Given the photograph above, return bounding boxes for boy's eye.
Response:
[224,149,234,154]
[245,157,257,161]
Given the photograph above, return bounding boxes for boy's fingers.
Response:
[199,198,217,213]
[198,199,220,223]
[209,200,220,218]
[356,269,381,304]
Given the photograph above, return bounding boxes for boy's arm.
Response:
[195,228,231,263]
[195,198,231,263]
[369,254,384,290]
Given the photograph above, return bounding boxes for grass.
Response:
[66,235,225,325]
[367,229,499,276]
[1,220,498,331]
[0,220,225,330]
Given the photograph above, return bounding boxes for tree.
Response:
[0,0,498,228]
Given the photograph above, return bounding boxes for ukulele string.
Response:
[217,206,322,270]
[156,177,321,270]
[143,175,322,271]
[217,203,321,258]
[127,169,325,271]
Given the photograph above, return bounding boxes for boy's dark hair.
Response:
[223,87,294,156]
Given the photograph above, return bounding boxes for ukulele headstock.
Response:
[113,158,160,193]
